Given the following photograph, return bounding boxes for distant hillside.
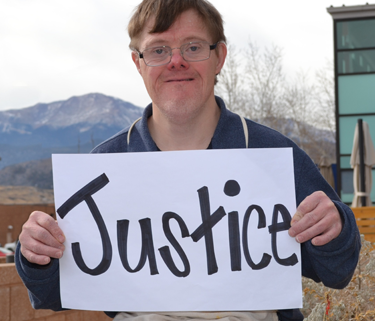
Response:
[0,93,144,170]
[0,158,52,189]
[258,116,336,164]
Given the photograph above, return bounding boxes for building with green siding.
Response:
[327,4,375,204]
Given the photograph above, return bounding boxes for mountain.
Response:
[256,116,336,164]
[0,92,336,190]
[0,93,144,170]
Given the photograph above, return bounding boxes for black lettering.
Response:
[56,173,112,276]
[268,204,298,266]
[242,205,272,270]
[228,211,241,271]
[158,212,190,277]
[117,218,159,275]
[190,186,226,275]
[224,180,241,197]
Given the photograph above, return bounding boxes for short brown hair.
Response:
[128,0,226,50]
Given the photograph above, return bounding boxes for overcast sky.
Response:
[0,0,368,111]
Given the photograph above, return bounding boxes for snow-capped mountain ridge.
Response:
[0,93,144,170]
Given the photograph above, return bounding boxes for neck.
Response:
[148,99,221,151]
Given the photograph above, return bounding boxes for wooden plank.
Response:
[363,234,375,243]
[351,207,375,243]
[356,223,375,228]
[355,213,375,219]
[352,206,375,216]
[355,219,375,225]
[358,227,375,233]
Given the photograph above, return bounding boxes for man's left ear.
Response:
[132,51,142,74]
[215,42,227,74]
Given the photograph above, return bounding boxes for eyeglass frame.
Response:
[135,41,218,67]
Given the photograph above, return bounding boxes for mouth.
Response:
[166,78,194,82]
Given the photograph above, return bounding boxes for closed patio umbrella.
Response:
[350,120,375,207]
[319,155,335,189]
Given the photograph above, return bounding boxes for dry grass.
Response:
[0,186,54,204]
[302,235,375,320]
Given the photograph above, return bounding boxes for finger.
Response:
[21,248,51,265]
[21,221,65,251]
[292,214,331,243]
[311,226,341,246]
[297,191,324,215]
[290,205,342,244]
[289,191,326,237]
[21,246,62,265]
[30,211,65,243]
[290,207,323,237]
[20,234,65,264]
[310,213,343,246]
[293,191,326,224]
[20,227,66,252]
[20,229,65,256]
[19,211,66,265]
[290,210,304,227]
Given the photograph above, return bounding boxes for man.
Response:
[15,0,360,320]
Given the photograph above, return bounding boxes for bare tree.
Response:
[217,40,287,131]
[283,71,316,151]
[216,40,336,163]
[215,43,247,115]
[244,42,285,124]
[283,71,336,162]
[314,61,336,138]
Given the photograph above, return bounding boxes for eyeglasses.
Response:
[136,41,218,67]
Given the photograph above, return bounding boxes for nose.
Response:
[168,48,188,70]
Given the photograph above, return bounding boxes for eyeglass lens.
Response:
[141,42,213,66]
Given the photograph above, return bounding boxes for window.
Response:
[338,49,375,74]
[337,19,375,49]
[338,74,375,114]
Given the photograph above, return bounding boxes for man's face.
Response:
[132,9,226,124]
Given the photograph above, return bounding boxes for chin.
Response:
[157,96,203,124]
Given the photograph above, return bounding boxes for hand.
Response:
[288,191,342,246]
[19,211,65,265]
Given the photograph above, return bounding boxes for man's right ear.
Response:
[132,51,142,74]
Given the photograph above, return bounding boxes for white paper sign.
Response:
[52,148,302,312]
